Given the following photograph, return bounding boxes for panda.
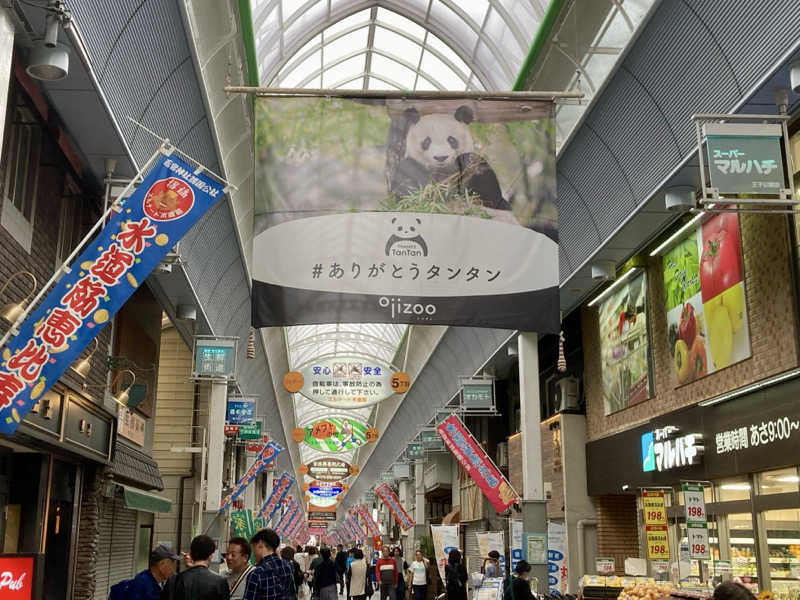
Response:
[385,216,428,257]
[389,105,510,211]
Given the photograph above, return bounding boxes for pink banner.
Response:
[356,503,381,537]
[436,414,517,513]
[375,483,414,530]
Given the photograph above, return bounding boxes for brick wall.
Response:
[73,465,112,600]
[541,416,564,518]
[583,212,799,441]
[595,495,640,575]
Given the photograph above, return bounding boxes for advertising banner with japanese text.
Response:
[436,414,517,513]
[253,97,558,332]
[476,531,506,573]
[347,512,368,541]
[547,521,567,594]
[376,482,414,530]
[0,151,223,434]
[510,520,523,572]
[661,212,750,387]
[599,272,652,415]
[356,503,381,538]
[258,471,294,520]
[275,502,299,536]
[296,415,379,451]
[219,441,284,512]
[431,524,459,583]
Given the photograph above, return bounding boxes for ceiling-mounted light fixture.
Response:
[27,2,69,81]
[664,186,697,213]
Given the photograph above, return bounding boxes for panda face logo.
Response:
[385,216,428,257]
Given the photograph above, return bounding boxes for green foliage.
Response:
[418,535,435,560]
[662,234,700,310]
[380,183,491,218]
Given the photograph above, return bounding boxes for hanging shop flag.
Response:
[356,503,381,538]
[436,414,517,513]
[341,516,358,542]
[258,471,295,520]
[252,97,559,332]
[231,509,256,540]
[661,212,750,387]
[347,510,368,540]
[0,150,224,434]
[642,490,670,560]
[598,272,652,415]
[275,503,299,536]
[284,360,410,409]
[476,531,506,573]
[431,525,459,583]
[219,441,284,512]
[375,482,414,530]
[286,509,304,539]
[293,416,379,452]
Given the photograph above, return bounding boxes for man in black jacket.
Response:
[161,535,230,600]
[335,545,348,594]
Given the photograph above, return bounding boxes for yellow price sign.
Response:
[642,490,667,526]
[645,525,670,559]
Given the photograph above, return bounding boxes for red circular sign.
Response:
[143,177,194,221]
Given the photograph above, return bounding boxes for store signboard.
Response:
[283,359,408,409]
[308,510,337,521]
[461,379,494,410]
[407,442,425,459]
[641,427,703,473]
[587,373,800,495]
[661,214,750,387]
[224,424,239,436]
[421,429,445,450]
[193,336,237,379]
[598,272,652,415]
[252,96,559,332]
[380,472,394,483]
[392,462,410,479]
[117,405,145,446]
[226,396,255,424]
[237,421,262,440]
[308,484,342,498]
[704,123,786,195]
[0,554,37,599]
[642,490,669,560]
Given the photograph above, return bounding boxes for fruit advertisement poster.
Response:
[662,213,750,386]
[599,272,652,415]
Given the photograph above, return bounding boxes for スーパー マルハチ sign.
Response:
[252,97,559,332]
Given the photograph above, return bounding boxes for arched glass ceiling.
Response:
[251,0,549,91]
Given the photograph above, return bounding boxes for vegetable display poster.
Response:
[662,213,750,386]
[599,272,651,415]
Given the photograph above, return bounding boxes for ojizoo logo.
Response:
[378,297,436,319]
[641,431,655,472]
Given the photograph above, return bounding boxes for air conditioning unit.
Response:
[554,376,580,413]
[496,442,508,468]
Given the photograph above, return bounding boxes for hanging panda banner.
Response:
[252,96,559,332]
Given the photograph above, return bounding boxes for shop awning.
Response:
[119,484,172,513]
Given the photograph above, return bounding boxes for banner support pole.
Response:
[0,145,166,352]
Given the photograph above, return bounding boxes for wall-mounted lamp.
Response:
[26,3,69,81]
[70,337,98,379]
[83,368,136,408]
[0,271,37,323]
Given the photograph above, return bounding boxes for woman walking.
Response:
[314,548,339,600]
[444,550,467,600]
[393,548,408,600]
[409,550,429,600]
[347,548,370,600]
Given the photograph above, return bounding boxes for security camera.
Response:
[621,484,631,492]
[791,61,800,94]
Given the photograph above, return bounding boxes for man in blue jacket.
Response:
[123,545,179,599]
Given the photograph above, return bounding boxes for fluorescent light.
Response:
[649,212,704,256]
[721,483,751,490]
[170,447,203,453]
[776,476,800,483]
[587,267,642,308]
[699,368,800,407]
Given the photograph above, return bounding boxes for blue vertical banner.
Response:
[0,151,224,434]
